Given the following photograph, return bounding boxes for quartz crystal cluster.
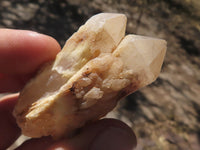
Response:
[14,13,167,138]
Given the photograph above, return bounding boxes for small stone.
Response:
[2,19,12,26]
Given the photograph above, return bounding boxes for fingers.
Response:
[0,29,61,75]
[0,74,31,93]
[0,29,61,93]
[0,94,21,150]
[16,119,137,150]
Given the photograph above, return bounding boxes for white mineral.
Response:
[13,13,166,138]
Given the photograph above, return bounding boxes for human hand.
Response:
[0,29,137,150]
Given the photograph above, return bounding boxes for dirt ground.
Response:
[0,0,200,149]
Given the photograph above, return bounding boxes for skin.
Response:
[0,29,137,150]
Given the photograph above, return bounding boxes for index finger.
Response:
[0,29,61,75]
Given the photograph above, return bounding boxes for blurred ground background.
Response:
[0,0,200,149]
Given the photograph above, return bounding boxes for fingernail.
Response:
[90,126,136,150]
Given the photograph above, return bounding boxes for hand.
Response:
[0,29,137,150]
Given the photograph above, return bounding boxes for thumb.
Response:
[49,118,137,150]
[16,119,137,150]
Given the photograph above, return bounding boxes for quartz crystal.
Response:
[13,13,167,138]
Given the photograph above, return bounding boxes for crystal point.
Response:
[113,35,167,86]
[85,13,127,45]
